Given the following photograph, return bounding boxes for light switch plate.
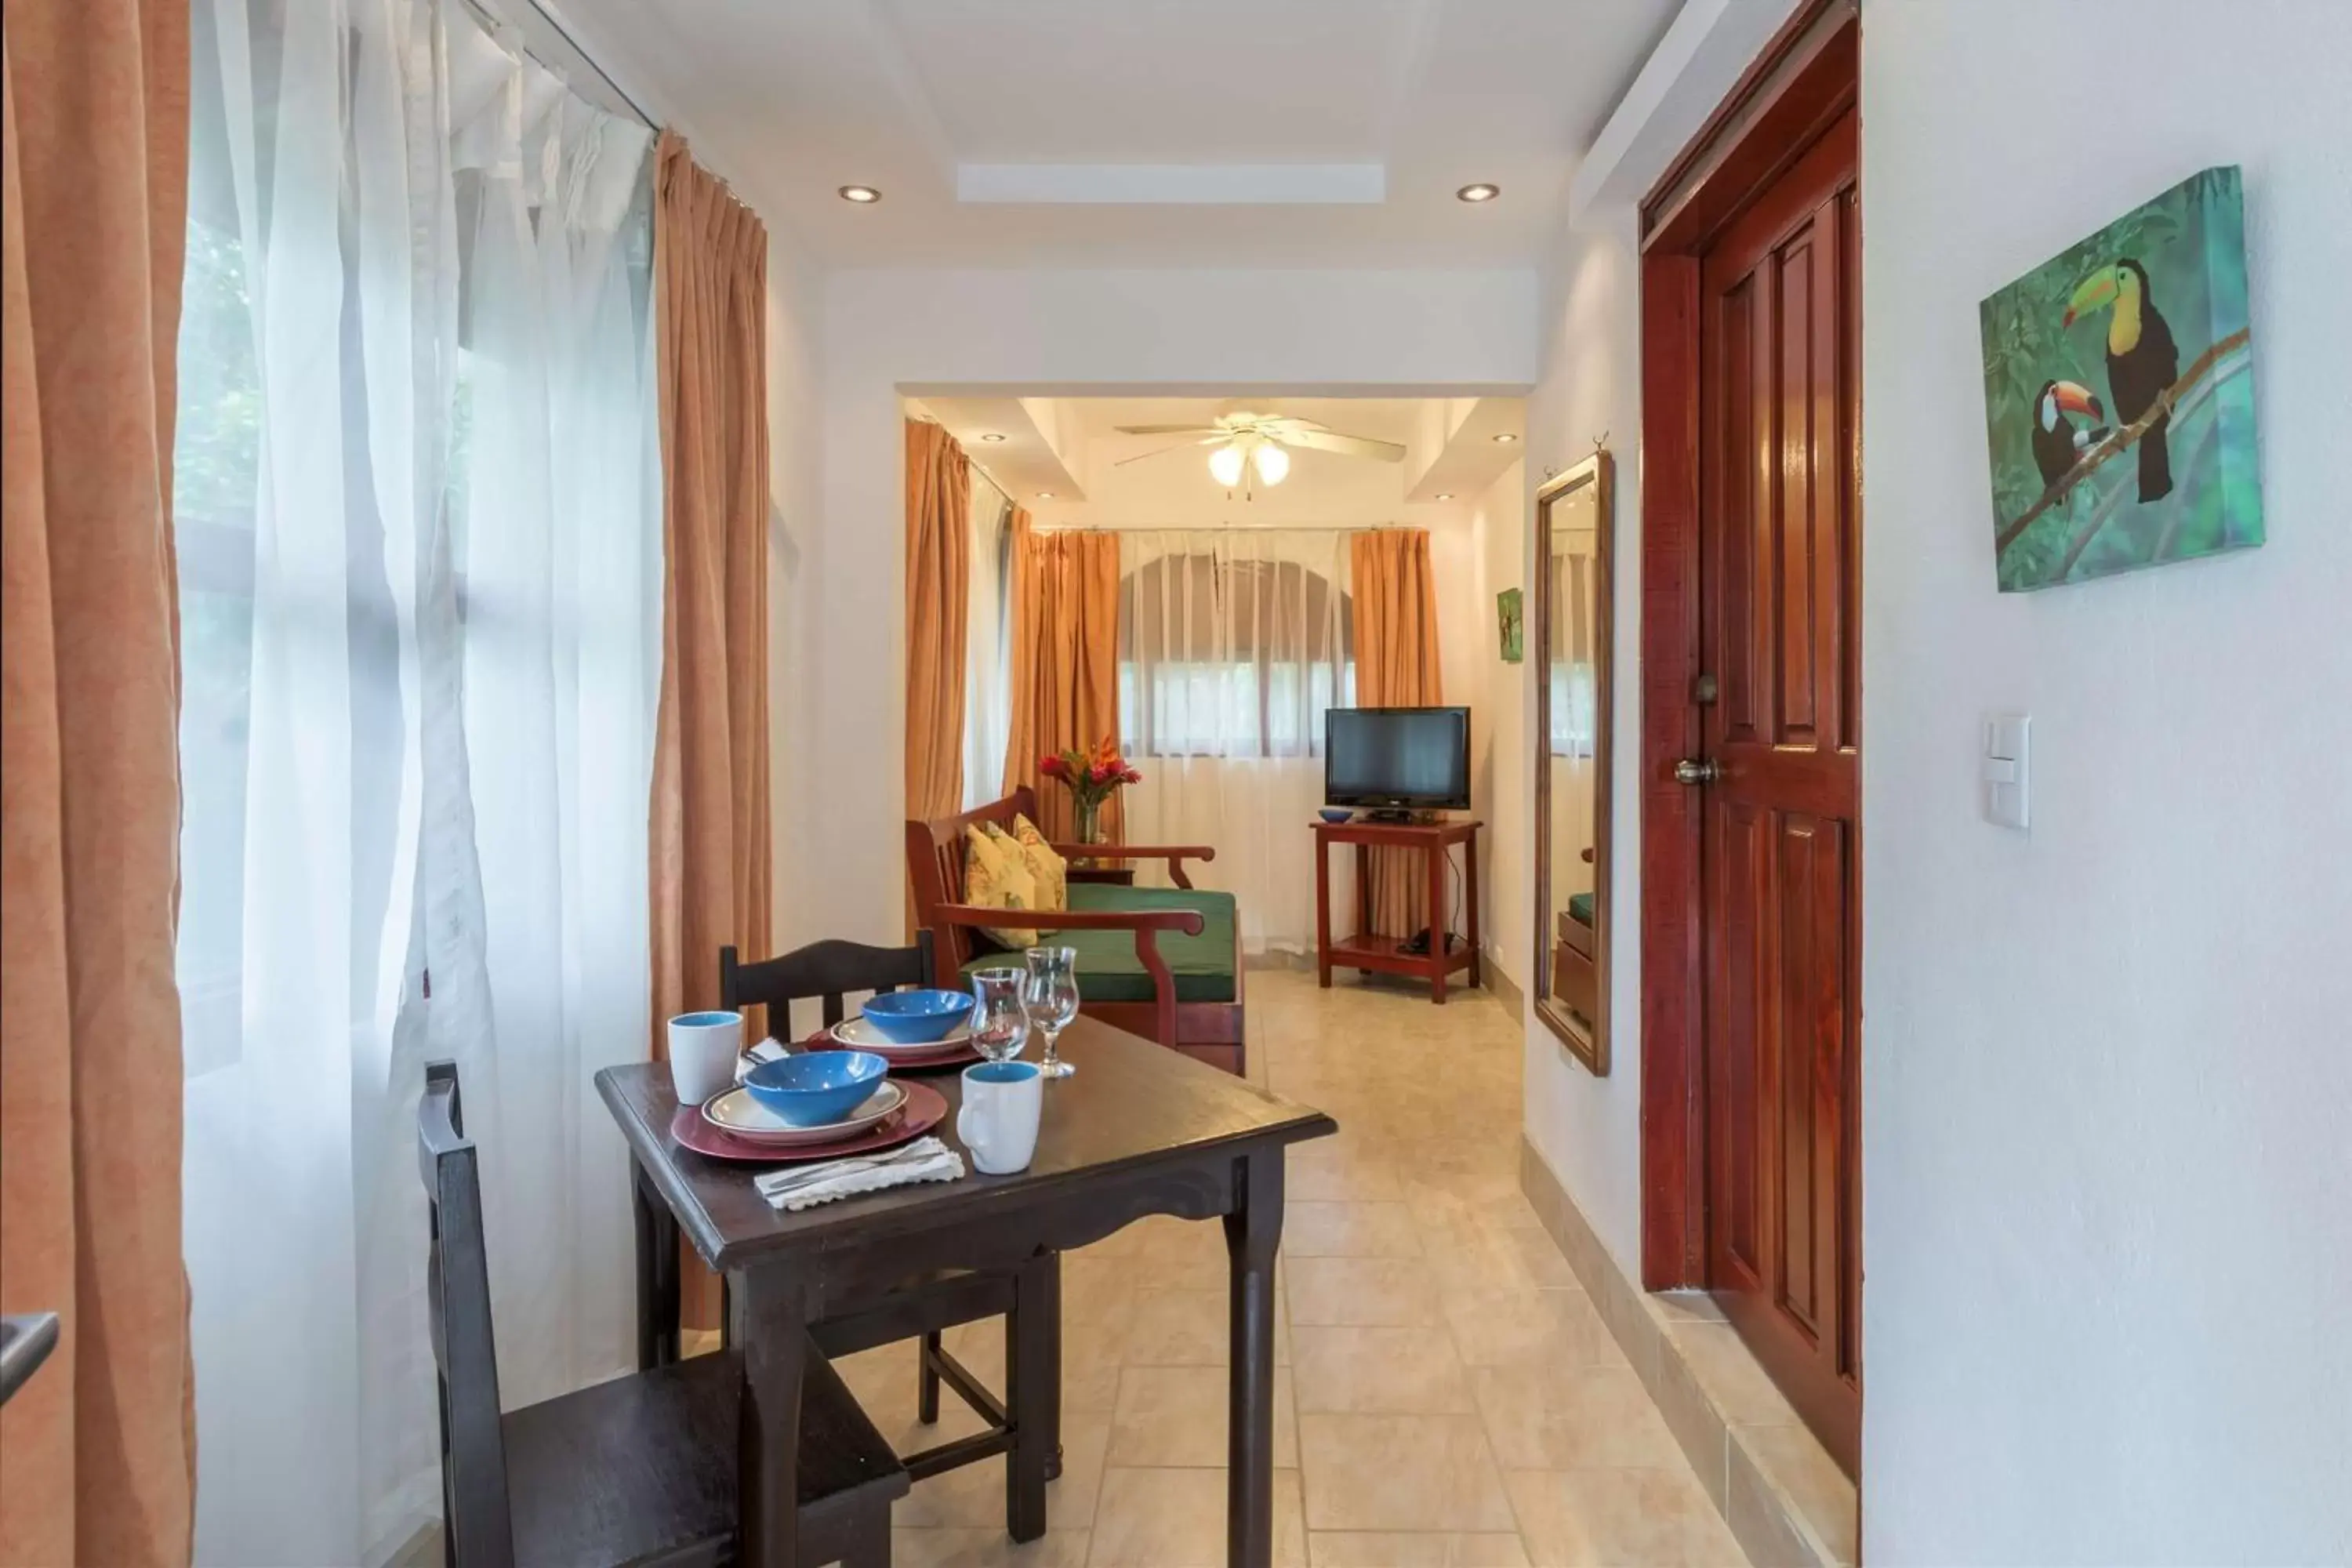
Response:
[1983,714,2031,830]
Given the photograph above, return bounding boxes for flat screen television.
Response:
[1325,706,1472,811]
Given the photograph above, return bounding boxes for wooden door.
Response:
[1697,105,1861,1473]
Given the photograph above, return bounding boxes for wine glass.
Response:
[967,968,1031,1064]
[1022,946,1081,1079]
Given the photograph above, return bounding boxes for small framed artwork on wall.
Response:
[1979,165,2262,592]
[1497,588,1523,662]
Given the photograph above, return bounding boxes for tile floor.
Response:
[846,967,1747,1568]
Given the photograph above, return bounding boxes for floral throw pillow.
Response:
[964,824,1046,949]
[1010,812,1068,913]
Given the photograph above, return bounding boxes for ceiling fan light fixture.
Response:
[1208,443,1247,488]
[837,184,882,204]
[1456,183,1501,203]
[1251,442,1290,485]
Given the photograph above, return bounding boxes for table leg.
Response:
[1314,834,1333,989]
[1007,1250,1059,1541]
[1427,837,1448,1004]
[633,1160,680,1369]
[1353,844,1370,956]
[1224,1149,1285,1568]
[735,1265,809,1568]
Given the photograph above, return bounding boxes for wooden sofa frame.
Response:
[906,788,1247,1075]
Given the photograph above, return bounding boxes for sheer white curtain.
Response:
[1116,529,1356,953]
[963,470,1013,808]
[173,1,658,1562]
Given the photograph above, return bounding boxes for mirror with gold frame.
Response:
[1533,450,1612,1074]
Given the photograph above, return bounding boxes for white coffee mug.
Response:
[956,1060,1044,1175]
[667,1010,743,1105]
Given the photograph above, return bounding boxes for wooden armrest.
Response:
[1047,843,1214,863]
[1047,843,1214,889]
[934,904,1206,936]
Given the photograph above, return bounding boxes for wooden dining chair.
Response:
[716,935,1063,1520]
[420,1062,906,1567]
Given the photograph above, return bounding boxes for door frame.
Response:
[1636,0,1859,1292]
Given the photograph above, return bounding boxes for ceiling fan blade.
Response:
[1114,424,1225,436]
[1279,429,1407,462]
[1113,435,1226,467]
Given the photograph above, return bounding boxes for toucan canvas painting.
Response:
[1979,165,2262,592]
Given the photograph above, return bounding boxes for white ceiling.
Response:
[554,0,1680,267]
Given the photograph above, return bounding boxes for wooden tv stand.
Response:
[1312,816,1483,1003]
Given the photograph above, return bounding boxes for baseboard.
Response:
[1519,1138,1857,1568]
[1482,952,1524,1020]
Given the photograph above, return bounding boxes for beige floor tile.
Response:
[1290,1325,1475,1415]
[1439,1287,1623,1370]
[1296,1414,1515,1534]
[1308,1532,1533,1567]
[1469,1366,1682,1472]
[1106,1364,1297,1469]
[1122,1288,1236,1366]
[1287,1256,1443,1327]
[1285,1201,1425,1258]
[893,1528,1094,1568]
[895,1414,1109,1531]
[1503,1468,1746,1568]
[1087,1466,1306,1567]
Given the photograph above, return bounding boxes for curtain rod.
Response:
[1033,523,1406,535]
[461,0,659,130]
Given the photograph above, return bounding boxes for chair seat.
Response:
[503,1347,904,1568]
[964,884,1239,1004]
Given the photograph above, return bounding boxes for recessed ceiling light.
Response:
[838,184,882,204]
[1456,183,1501,203]
[1492,432,1519,444]
[1433,493,1454,501]
[979,433,1007,443]
[1036,491,1055,499]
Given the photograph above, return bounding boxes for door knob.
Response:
[1673,757,1722,786]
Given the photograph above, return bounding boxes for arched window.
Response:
[1116,532,1356,759]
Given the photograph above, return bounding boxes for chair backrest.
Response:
[904,787,1037,970]
[419,1062,515,1567]
[720,931,939,1039]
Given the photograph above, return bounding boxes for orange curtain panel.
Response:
[1349,529,1445,938]
[648,132,771,1330]
[904,419,972,828]
[1000,517,1123,843]
[0,0,196,1563]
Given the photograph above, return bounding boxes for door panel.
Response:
[1699,106,1861,1475]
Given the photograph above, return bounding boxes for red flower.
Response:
[1088,763,1112,785]
[1120,768,1142,785]
[1040,754,1066,779]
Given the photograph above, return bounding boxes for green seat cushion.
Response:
[1567,891,1595,927]
[963,883,1237,1005]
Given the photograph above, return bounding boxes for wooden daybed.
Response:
[906,788,1246,1076]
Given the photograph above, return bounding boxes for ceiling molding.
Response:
[956,164,1386,205]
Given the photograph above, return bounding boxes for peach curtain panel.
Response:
[1000,518,1123,843]
[648,133,770,1329]
[904,420,972,828]
[1350,529,1445,938]
[0,0,194,1563]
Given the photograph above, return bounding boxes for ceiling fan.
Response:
[1112,411,1406,496]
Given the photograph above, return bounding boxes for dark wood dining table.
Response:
[597,1014,1337,1568]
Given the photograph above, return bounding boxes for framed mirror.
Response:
[1533,450,1613,1074]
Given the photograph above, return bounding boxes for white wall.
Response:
[1468,457,1528,994]
[800,269,1539,946]
[1860,4,2352,1561]
[1520,207,1649,1276]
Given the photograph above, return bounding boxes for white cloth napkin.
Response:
[753,1135,967,1212]
[735,1036,790,1082]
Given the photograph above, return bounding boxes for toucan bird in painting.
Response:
[2064,257,2180,502]
[2032,379,2108,490]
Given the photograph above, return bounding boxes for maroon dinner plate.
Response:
[670,1078,949,1164]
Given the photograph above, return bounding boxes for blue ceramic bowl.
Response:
[861,989,975,1044]
[742,1051,888,1127]
[1317,807,1354,823]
